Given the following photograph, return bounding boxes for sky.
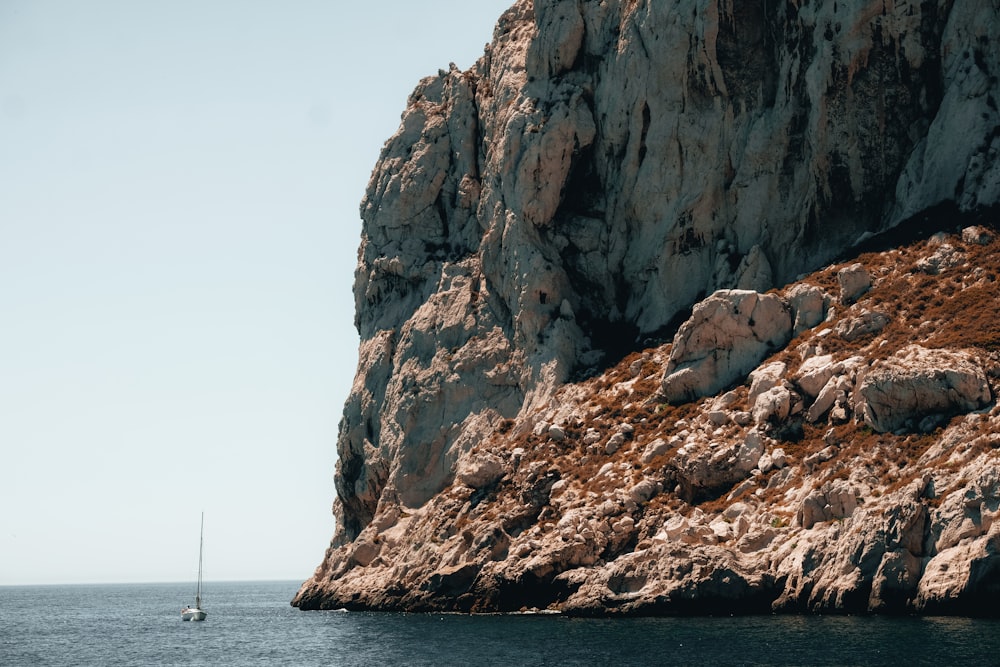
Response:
[0,0,514,586]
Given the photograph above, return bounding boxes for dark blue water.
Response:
[2,580,998,666]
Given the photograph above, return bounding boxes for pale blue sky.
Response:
[0,0,513,585]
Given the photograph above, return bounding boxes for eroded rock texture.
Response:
[296,0,1000,615]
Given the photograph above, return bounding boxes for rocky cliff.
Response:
[294,0,1000,615]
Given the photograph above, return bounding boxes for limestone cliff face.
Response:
[296,0,1000,614]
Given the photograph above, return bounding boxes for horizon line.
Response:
[0,577,308,588]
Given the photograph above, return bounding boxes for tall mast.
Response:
[196,511,204,608]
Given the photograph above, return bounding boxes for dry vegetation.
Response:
[305,223,1000,616]
[459,224,1000,538]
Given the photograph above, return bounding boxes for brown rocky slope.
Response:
[294,0,1000,615]
[295,222,1000,615]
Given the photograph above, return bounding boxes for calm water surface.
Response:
[2,580,998,666]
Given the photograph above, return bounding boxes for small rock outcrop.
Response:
[857,346,992,433]
[837,264,872,305]
[787,284,831,335]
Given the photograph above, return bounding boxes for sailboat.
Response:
[181,512,208,621]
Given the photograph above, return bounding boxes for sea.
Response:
[2,580,999,666]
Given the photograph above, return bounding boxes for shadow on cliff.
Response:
[843,202,1000,260]
[572,308,694,382]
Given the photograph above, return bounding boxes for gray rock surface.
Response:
[857,345,992,433]
[661,290,792,403]
[294,0,1000,616]
[332,0,1000,550]
[787,284,831,335]
[837,264,872,305]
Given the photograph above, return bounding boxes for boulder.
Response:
[806,375,852,423]
[749,361,788,405]
[661,291,792,403]
[712,391,740,410]
[673,431,765,499]
[962,225,993,245]
[799,480,859,529]
[752,385,793,425]
[605,432,626,455]
[786,284,830,334]
[915,243,964,274]
[628,479,660,505]
[794,355,836,398]
[802,445,838,472]
[834,310,890,342]
[837,264,871,304]
[857,345,992,433]
[640,437,671,464]
[456,453,505,489]
[707,410,730,426]
[770,448,788,469]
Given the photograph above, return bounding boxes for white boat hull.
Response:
[181,607,207,621]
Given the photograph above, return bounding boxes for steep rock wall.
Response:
[305,0,1000,611]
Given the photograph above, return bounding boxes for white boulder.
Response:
[661,290,792,403]
[837,263,871,304]
[857,345,992,433]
